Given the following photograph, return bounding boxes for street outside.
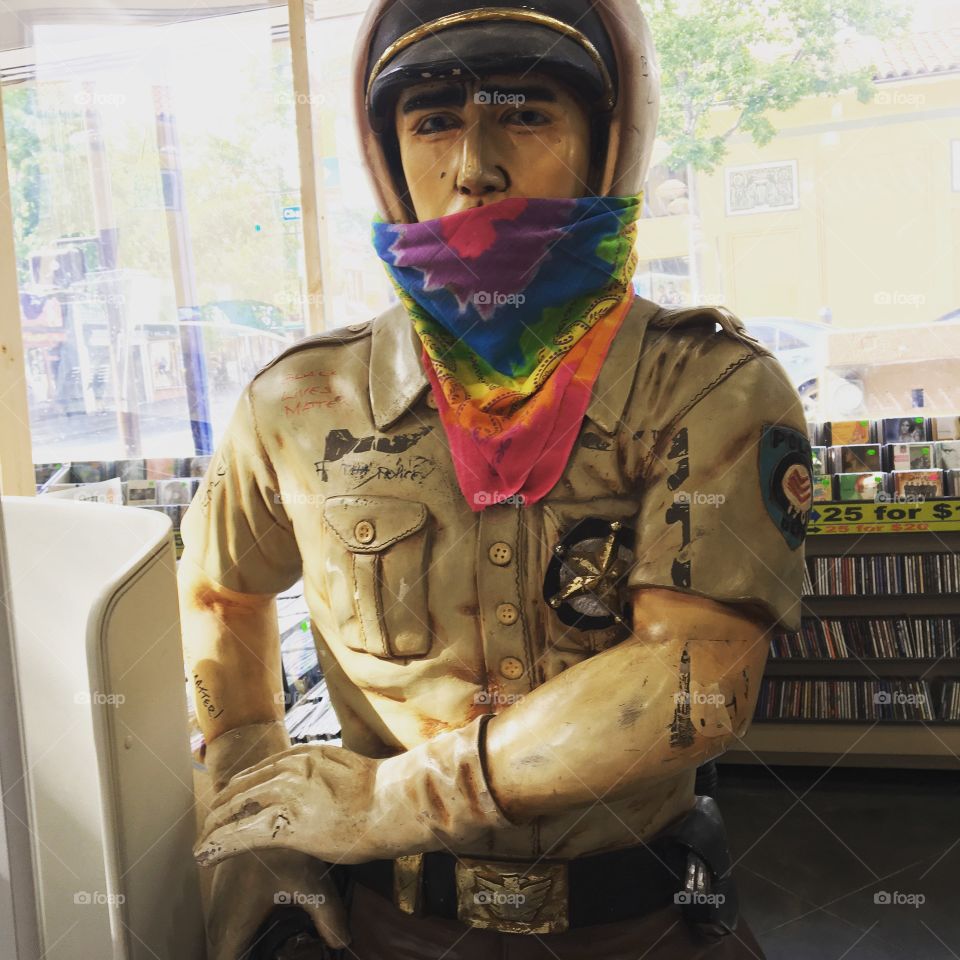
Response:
[30,391,242,466]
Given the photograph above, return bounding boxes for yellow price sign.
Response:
[807,500,960,535]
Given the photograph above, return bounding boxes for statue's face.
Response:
[394,72,592,221]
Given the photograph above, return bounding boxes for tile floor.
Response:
[717,764,960,959]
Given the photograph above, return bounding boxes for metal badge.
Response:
[543,517,635,630]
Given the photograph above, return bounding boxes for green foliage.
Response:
[647,0,911,172]
[2,37,301,315]
[3,85,42,273]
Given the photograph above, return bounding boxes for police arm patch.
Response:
[759,424,813,550]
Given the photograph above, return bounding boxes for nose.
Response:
[455,119,508,198]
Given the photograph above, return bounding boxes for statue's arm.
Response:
[484,587,770,819]
[178,561,285,746]
[178,381,303,788]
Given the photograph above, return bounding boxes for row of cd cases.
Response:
[810,441,960,502]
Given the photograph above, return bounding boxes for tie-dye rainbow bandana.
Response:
[372,194,641,510]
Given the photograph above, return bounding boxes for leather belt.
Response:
[349,839,688,935]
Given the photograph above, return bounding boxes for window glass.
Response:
[6,9,305,462]
[636,0,958,421]
[6,0,960,467]
[304,7,394,325]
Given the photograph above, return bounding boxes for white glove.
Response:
[193,716,511,868]
[201,722,349,958]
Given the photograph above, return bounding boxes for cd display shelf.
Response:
[724,500,960,770]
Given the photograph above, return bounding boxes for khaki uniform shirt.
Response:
[182,295,809,859]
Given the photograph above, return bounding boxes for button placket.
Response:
[477,508,530,702]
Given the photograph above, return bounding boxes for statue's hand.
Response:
[196,742,382,866]
[193,719,509,868]
[204,847,348,960]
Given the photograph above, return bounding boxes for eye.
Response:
[505,108,551,128]
[414,113,461,135]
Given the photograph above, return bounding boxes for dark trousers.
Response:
[346,882,767,960]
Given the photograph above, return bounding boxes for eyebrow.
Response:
[401,86,467,114]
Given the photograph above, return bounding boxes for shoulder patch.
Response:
[759,424,813,550]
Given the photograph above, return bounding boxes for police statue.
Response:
[181,1,813,957]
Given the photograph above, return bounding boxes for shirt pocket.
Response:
[322,494,432,659]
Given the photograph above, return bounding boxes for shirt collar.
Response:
[368,297,659,434]
[369,302,429,431]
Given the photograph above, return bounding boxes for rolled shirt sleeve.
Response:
[627,350,813,632]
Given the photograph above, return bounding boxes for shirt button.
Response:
[488,541,513,565]
[425,391,439,410]
[354,519,376,544]
[347,322,368,333]
[499,656,525,680]
[496,602,519,625]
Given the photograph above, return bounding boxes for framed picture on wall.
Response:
[725,159,799,215]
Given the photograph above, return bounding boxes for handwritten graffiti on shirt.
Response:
[281,377,342,417]
[669,646,696,748]
[314,426,433,481]
[341,454,438,489]
[663,427,691,588]
[199,452,228,514]
[283,369,335,382]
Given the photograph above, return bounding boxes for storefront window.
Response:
[634,0,959,422]
[5,9,305,462]
[2,0,958,464]
[303,6,394,324]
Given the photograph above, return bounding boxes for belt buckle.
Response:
[454,857,569,935]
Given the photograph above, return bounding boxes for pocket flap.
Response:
[323,495,427,552]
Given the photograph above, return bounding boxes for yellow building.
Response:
[636,23,960,418]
